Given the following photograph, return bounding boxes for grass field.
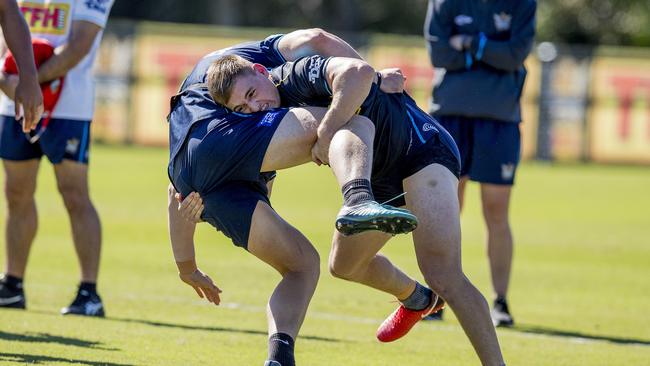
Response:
[0,145,649,365]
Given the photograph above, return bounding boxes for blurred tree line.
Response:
[112,0,650,47]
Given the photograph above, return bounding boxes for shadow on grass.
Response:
[0,352,133,366]
[25,310,346,343]
[107,316,344,343]
[510,324,650,346]
[0,330,118,351]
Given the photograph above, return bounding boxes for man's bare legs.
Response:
[3,159,40,279]
[459,178,515,325]
[329,231,416,301]
[480,184,513,301]
[1,158,103,315]
[247,202,320,339]
[53,160,102,283]
[404,164,504,366]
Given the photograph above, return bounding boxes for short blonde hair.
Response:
[206,54,256,106]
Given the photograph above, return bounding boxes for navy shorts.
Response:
[435,115,521,185]
[170,109,288,248]
[0,116,91,164]
[372,131,461,208]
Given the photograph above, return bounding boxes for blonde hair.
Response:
[206,54,256,106]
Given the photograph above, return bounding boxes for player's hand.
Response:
[378,68,406,93]
[14,75,44,132]
[311,137,331,166]
[177,191,204,223]
[449,35,472,51]
[179,268,222,305]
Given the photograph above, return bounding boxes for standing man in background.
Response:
[424,0,536,326]
[0,0,114,316]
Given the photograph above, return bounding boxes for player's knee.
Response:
[4,182,35,209]
[328,257,359,281]
[423,268,465,300]
[57,183,90,213]
[287,244,321,278]
[482,200,509,227]
[302,28,329,47]
[482,189,510,218]
[347,115,374,136]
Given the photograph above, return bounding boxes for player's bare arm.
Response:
[277,28,409,94]
[36,20,101,84]
[0,0,43,131]
[167,184,221,305]
[312,57,376,165]
[278,28,363,61]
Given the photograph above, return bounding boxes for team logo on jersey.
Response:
[308,57,323,84]
[258,111,280,127]
[454,15,473,26]
[65,138,80,155]
[501,163,515,181]
[422,123,436,132]
[84,0,110,13]
[493,12,512,32]
[19,3,70,35]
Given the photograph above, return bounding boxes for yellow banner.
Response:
[19,2,69,35]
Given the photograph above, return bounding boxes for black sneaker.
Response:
[61,287,105,317]
[264,362,282,366]
[491,297,514,327]
[0,275,25,309]
[424,307,444,321]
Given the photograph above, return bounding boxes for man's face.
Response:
[226,66,280,113]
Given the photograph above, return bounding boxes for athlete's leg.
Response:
[480,183,513,299]
[262,107,416,236]
[404,164,504,366]
[261,107,373,184]
[328,231,415,300]
[247,201,320,339]
[3,159,40,278]
[53,160,101,283]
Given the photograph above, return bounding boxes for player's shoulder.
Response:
[77,0,114,13]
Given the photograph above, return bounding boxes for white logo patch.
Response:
[65,138,80,155]
[308,58,323,84]
[494,12,512,32]
[454,15,473,26]
[501,163,515,181]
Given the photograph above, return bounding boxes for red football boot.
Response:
[376,294,445,342]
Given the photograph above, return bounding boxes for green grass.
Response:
[1,145,649,365]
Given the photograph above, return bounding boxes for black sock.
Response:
[79,282,97,294]
[267,332,295,366]
[342,179,374,206]
[2,274,23,291]
[401,282,433,311]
